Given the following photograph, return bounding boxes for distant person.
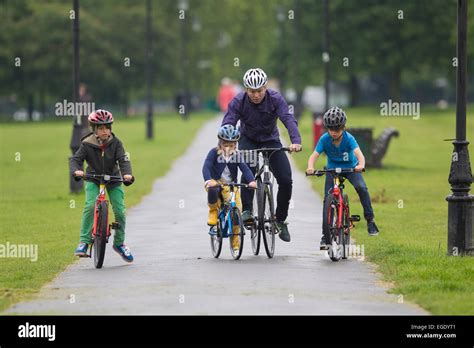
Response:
[79,83,92,103]
[222,68,302,242]
[217,77,236,112]
[232,79,244,95]
[71,83,94,142]
[78,83,93,130]
[306,107,379,250]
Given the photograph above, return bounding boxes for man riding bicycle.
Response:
[221,68,302,242]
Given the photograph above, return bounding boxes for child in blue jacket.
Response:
[202,125,257,251]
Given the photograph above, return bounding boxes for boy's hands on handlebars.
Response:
[289,144,303,153]
[354,165,365,173]
[205,179,218,188]
[306,168,315,175]
[248,181,257,189]
[74,170,84,177]
[123,174,135,186]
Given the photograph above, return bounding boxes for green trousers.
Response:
[80,181,126,246]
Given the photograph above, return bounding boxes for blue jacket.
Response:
[202,148,255,183]
[222,89,302,144]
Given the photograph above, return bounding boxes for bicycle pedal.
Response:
[110,222,121,230]
[208,227,217,236]
[350,215,361,222]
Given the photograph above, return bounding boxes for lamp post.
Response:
[69,0,86,193]
[192,16,201,101]
[446,0,473,256]
[276,6,286,91]
[322,0,330,111]
[145,0,154,139]
[178,0,190,120]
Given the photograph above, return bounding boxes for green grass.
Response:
[0,112,214,312]
[287,105,474,315]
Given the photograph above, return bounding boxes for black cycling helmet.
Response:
[323,106,347,129]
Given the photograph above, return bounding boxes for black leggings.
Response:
[239,136,293,222]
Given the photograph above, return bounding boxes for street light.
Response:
[446,0,473,256]
[69,0,86,193]
[178,0,189,120]
[192,16,202,99]
[276,6,286,91]
[322,0,330,111]
[145,0,154,139]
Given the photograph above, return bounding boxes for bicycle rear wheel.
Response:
[210,223,223,258]
[230,208,244,260]
[261,184,276,258]
[94,201,108,269]
[342,194,351,260]
[324,196,342,262]
[250,178,261,255]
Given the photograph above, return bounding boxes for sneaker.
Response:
[74,242,89,257]
[319,236,329,250]
[241,210,254,223]
[368,220,379,236]
[113,244,134,263]
[275,221,291,242]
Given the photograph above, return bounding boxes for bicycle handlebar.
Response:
[216,183,256,189]
[72,173,135,186]
[305,168,366,177]
[256,147,291,153]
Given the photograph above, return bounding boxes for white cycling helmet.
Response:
[243,68,268,89]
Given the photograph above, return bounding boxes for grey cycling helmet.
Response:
[243,68,268,89]
[323,107,347,128]
[218,124,240,141]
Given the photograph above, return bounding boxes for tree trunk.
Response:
[349,73,359,107]
[27,94,34,121]
[389,65,401,102]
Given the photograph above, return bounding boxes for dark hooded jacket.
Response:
[70,132,132,188]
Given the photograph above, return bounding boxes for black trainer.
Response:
[320,235,329,250]
[276,221,291,242]
[368,220,379,236]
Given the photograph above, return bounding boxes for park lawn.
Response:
[287,106,474,315]
[0,111,214,312]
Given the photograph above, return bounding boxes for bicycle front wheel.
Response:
[94,201,108,269]
[261,184,276,258]
[250,178,261,255]
[210,223,223,258]
[324,196,342,262]
[230,208,244,260]
[342,194,351,260]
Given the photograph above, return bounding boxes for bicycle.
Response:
[306,168,363,262]
[209,183,253,260]
[242,147,291,258]
[73,173,132,268]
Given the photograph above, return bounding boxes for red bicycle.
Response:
[73,173,132,268]
[306,168,362,261]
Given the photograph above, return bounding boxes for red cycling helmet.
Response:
[88,109,113,125]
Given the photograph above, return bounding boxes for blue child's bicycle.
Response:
[209,183,252,260]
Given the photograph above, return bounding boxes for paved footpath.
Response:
[5,117,427,315]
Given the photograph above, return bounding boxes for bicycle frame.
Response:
[217,188,236,238]
[74,173,124,257]
[92,178,110,240]
[308,167,364,233]
[210,183,249,238]
[328,175,346,231]
[252,147,290,185]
